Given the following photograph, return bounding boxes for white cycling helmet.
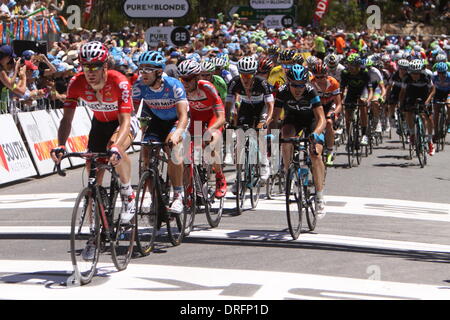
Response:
[435,53,448,63]
[237,56,258,74]
[381,54,391,63]
[210,57,226,69]
[409,59,423,71]
[397,59,410,69]
[178,59,202,77]
[324,53,339,68]
[306,55,319,68]
[201,60,216,73]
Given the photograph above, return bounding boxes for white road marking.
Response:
[1,226,450,254]
[1,193,448,222]
[0,260,449,300]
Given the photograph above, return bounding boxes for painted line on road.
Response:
[1,226,450,254]
[0,260,449,300]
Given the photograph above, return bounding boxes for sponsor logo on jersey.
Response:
[83,100,119,112]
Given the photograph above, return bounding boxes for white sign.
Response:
[263,15,285,28]
[0,114,37,184]
[250,0,294,10]
[124,0,190,18]
[145,26,175,47]
[18,111,71,176]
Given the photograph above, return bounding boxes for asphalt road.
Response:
[0,131,449,301]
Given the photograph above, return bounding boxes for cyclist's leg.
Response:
[281,120,298,173]
[324,103,335,161]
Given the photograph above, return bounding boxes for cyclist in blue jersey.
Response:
[132,51,189,215]
[430,62,450,134]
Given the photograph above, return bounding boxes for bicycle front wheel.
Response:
[415,118,427,168]
[70,187,100,285]
[134,170,158,256]
[249,164,261,209]
[205,166,224,228]
[285,166,303,240]
[167,198,187,247]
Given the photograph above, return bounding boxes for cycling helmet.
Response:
[435,53,448,63]
[435,62,448,73]
[186,52,201,63]
[306,55,318,68]
[381,54,391,63]
[257,56,275,74]
[178,59,202,77]
[397,59,410,70]
[210,57,226,69]
[292,53,305,65]
[311,59,326,75]
[200,60,216,73]
[347,53,361,66]
[237,56,258,74]
[79,41,109,64]
[279,49,297,64]
[287,64,309,82]
[138,50,166,68]
[324,53,339,68]
[409,59,423,71]
[268,45,281,57]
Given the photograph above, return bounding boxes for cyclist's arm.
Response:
[333,92,343,115]
[225,95,236,124]
[313,105,326,135]
[258,94,275,128]
[425,84,435,105]
[58,106,75,147]
[379,81,387,101]
[171,100,189,144]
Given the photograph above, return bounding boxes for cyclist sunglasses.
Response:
[138,67,161,74]
[82,63,105,72]
[289,82,306,88]
[240,73,254,80]
[181,75,197,82]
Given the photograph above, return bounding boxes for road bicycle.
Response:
[56,152,135,285]
[434,101,448,152]
[281,136,318,240]
[184,135,224,232]
[133,140,191,256]
[409,99,429,168]
[230,125,263,215]
[344,102,366,168]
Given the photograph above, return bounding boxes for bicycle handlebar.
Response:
[54,152,110,177]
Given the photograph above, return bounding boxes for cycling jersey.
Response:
[388,70,406,103]
[221,69,233,84]
[211,75,228,102]
[64,70,133,122]
[226,75,274,126]
[226,75,273,106]
[132,76,188,121]
[401,71,433,110]
[310,76,340,107]
[188,80,224,134]
[340,68,371,103]
[275,83,322,132]
[268,65,286,89]
[432,71,450,101]
[327,64,345,82]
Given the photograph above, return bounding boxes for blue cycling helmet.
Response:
[287,64,309,81]
[138,51,166,68]
[435,62,448,73]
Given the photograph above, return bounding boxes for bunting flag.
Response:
[0,23,4,45]
[12,20,17,39]
[43,18,49,35]
[37,21,42,40]
[20,20,24,40]
[23,19,29,38]
[58,15,68,27]
[50,17,60,33]
[33,20,38,38]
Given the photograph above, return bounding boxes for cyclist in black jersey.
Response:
[340,53,373,145]
[272,64,326,219]
[385,59,409,132]
[399,59,435,155]
[225,56,274,181]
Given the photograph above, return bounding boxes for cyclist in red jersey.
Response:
[178,60,227,198]
[51,41,138,226]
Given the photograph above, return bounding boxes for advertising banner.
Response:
[124,0,190,18]
[0,114,37,185]
[313,0,332,23]
[249,0,294,10]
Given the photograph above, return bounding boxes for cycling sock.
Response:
[174,186,184,198]
[120,182,133,197]
[316,191,324,200]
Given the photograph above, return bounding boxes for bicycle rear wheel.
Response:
[134,171,158,256]
[70,187,100,285]
[346,123,355,168]
[285,166,303,240]
[235,151,246,215]
[205,166,224,228]
[415,118,427,168]
[305,183,317,232]
[249,164,261,209]
[110,184,135,271]
[353,122,362,165]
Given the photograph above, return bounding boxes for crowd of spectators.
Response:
[0,7,448,115]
